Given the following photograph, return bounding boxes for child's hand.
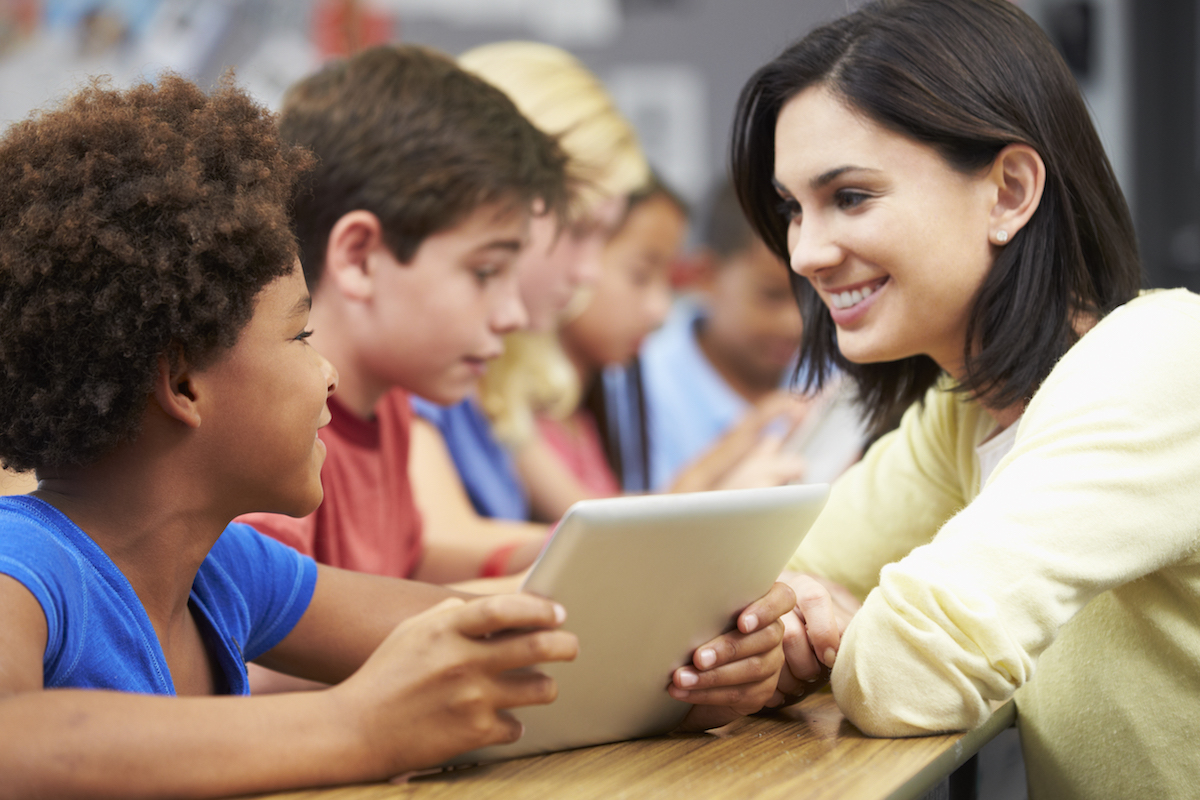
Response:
[772,572,861,704]
[670,392,812,493]
[667,581,795,731]
[330,593,578,776]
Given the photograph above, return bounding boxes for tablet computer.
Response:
[443,482,829,767]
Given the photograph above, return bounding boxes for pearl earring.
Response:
[996,230,1009,243]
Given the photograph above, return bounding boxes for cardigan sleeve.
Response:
[788,381,986,601]
[832,290,1200,736]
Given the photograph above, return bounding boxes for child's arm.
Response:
[408,418,547,584]
[0,571,577,799]
[514,433,599,521]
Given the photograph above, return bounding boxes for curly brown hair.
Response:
[0,74,313,473]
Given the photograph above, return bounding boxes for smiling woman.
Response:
[730,1,1200,799]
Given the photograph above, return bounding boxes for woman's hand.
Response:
[667,581,796,731]
[771,572,861,705]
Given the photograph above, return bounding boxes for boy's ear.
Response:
[324,210,387,301]
[152,354,202,429]
[986,144,1046,242]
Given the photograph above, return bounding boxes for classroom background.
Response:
[0,0,1195,292]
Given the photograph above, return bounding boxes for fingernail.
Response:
[743,613,759,632]
[677,669,698,688]
[553,603,567,625]
[823,648,837,668]
[697,648,716,669]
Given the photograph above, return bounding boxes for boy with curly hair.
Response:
[0,74,584,795]
[0,72,794,795]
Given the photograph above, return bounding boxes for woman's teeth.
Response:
[830,284,875,310]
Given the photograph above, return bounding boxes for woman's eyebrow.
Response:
[811,165,882,189]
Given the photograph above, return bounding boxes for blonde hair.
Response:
[461,41,651,446]
[459,41,650,222]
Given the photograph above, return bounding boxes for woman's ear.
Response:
[987,144,1046,244]
[152,354,202,429]
[324,210,386,301]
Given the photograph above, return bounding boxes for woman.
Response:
[732,1,1200,797]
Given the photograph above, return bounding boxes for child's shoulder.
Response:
[0,496,87,576]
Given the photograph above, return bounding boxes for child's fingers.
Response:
[476,629,580,673]
[450,594,567,639]
[491,666,561,709]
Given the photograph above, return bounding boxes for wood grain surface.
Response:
[233,690,1014,800]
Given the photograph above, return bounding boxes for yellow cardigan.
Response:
[790,288,1200,800]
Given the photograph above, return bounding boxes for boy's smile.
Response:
[196,264,338,519]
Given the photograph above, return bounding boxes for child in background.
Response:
[406,41,645,576]
[517,179,807,521]
[239,44,561,584]
[0,74,581,795]
[638,179,806,490]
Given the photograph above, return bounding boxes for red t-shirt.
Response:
[239,389,423,578]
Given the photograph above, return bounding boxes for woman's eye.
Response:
[775,197,802,221]
[834,190,869,210]
[474,267,500,285]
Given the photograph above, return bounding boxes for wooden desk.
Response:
[238,690,1015,800]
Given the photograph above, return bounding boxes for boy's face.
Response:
[701,236,803,388]
[365,204,529,405]
[199,264,337,518]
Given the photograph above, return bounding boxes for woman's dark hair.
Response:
[0,75,313,472]
[731,0,1142,430]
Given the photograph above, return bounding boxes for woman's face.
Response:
[517,196,627,332]
[562,194,682,369]
[772,85,997,377]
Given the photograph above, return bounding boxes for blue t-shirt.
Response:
[0,495,317,696]
[638,299,753,491]
[410,396,530,521]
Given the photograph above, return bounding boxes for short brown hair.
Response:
[280,44,568,288]
[0,75,312,472]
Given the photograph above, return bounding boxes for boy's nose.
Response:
[492,278,529,334]
[321,354,339,397]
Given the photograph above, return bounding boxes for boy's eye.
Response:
[295,329,314,342]
[473,265,502,285]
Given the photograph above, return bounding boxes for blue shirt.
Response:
[639,299,753,490]
[0,495,316,695]
[410,396,530,521]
